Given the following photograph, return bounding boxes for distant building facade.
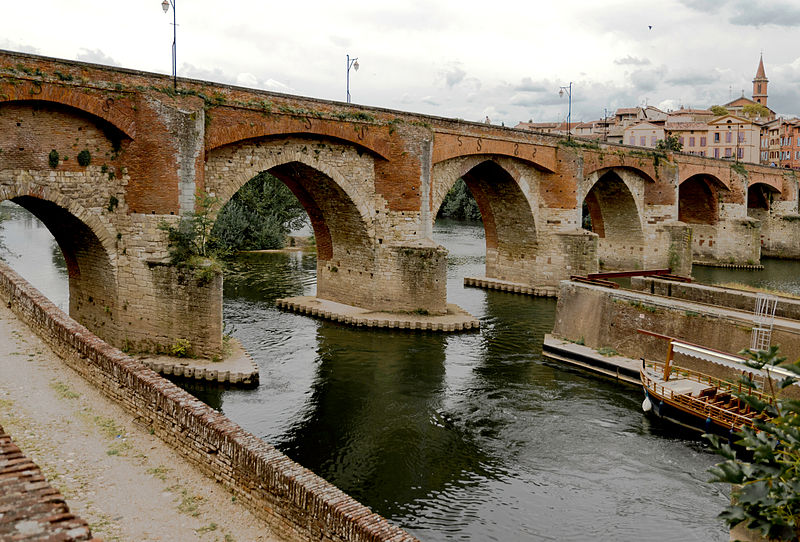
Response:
[516,55,797,168]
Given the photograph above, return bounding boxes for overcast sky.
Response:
[3,0,800,126]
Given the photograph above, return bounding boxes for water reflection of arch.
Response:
[581,168,647,270]
[275,322,492,519]
[431,155,540,284]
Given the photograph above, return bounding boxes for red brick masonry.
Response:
[0,261,417,542]
[0,424,99,541]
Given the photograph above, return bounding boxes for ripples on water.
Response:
[1,211,736,541]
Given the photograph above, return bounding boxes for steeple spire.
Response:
[752,54,768,106]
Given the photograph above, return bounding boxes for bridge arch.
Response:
[206,136,383,306]
[0,183,119,339]
[432,155,541,284]
[748,182,781,213]
[0,86,136,139]
[581,169,645,270]
[679,174,727,225]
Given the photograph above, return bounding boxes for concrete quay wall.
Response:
[0,260,417,542]
[551,280,800,381]
[630,277,800,321]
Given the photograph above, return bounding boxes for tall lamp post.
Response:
[346,54,359,103]
[161,0,177,90]
[559,82,573,141]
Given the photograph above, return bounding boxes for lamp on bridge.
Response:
[559,82,573,141]
[161,0,177,90]
[346,54,359,104]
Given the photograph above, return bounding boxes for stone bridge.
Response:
[1,49,798,355]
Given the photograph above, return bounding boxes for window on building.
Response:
[650,136,657,146]
[739,133,745,143]
[629,136,635,145]
[640,136,646,146]
[738,148,744,159]
[689,137,695,147]
[678,136,684,145]
[726,132,732,143]
[700,136,707,146]
[725,148,732,157]
[714,132,720,142]
[789,137,793,146]
[714,148,720,158]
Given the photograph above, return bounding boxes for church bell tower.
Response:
[753,54,768,106]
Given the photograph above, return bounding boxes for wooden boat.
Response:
[639,338,776,436]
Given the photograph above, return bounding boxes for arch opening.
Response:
[747,183,779,213]
[582,171,643,270]
[679,175,723,225]
[433,159,537,285]
[1,196,118,339]
[213,160,375,307]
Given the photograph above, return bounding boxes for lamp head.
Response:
[353,60,359,71]
[559,88,564,98]
[162,0,169,13]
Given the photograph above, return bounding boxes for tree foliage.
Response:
[211,172,308,252]
[159,192,220,265]
[711,105,730,116]
[706,346,800,541]
[437,178,482,221]
[743,103,771,119]
[656,135,683,152]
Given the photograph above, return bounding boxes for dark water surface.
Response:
[8,205,786,540]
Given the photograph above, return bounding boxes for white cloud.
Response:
[1,0,797,124]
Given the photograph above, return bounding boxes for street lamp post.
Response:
[559,82,573,141]
[161,0,177,90]
[346,54,359,103]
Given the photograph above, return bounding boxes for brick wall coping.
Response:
[0,260,417,542]
[0,423,98,541]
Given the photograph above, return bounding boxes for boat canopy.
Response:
[671,340,796,381]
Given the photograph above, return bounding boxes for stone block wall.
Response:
[0,260,417,542]
[551,280,800,370]
[631,277,800,320]
[691,217,761,265]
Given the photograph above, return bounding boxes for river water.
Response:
[6,201,784,541]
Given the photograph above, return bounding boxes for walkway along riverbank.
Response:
[0,259,418,542]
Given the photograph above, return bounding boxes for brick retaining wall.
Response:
[0,260,417,542]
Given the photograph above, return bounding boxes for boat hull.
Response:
[642,388,743,439]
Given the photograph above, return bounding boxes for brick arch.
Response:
[0,85,135,138]
[0,176,118,260]
[679,174,727,225]
[584,162,657,185]
[207,138,375,234]
[582,170,644,270]
[431,155,541,284]
[0,182,120,341]
[748,182,781,211]
[206,138,377,263]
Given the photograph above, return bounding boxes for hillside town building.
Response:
[516,55,798,169]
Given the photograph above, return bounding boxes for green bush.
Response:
[706,346,800,541]
[48,149,59,168]
[438,178,481,221]
[77,149,91,166]
[210,171,307,252]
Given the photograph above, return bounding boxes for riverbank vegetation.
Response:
[438,179,481,221]
[211,172,308,252]
[706,346,800,541]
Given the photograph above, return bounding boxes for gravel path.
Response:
[0,301,284,542]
